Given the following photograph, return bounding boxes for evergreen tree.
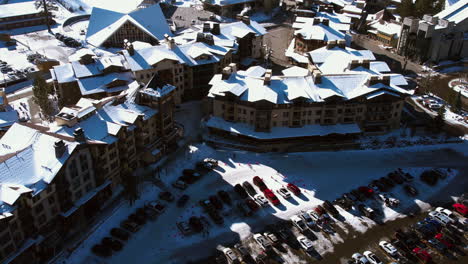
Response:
[398,0,415,18]
[454,91,462,114]
[35,0,57,33]
[32,75,54,119]
[122,167,139,205]
[432,104,446,132]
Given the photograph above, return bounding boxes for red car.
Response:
[413,247,431,263]
[452,203,468,216]
[253,176,268,191]
[287,183,301,195]
[358,186,374,197]
[263,189,280,205]
[434,233,454,249]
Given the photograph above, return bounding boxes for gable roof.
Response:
[86,4,172,47]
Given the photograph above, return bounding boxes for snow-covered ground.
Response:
[411,95,468,128]
[62,142,468,264]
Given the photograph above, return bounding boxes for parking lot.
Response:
[64,143,468,264]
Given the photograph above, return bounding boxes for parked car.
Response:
[378,193,400,207]
[234,243,249,258]
[120,220,140,233]
[234,184,248,198]
[209,195,223,210]
[378,240,398,257]
[291,215,308,232]
[351,189,366,201]
[177,194,190,207]
[255,252,268,264]
[428,211,452,225]
[177,221,192,235]
[287,183,301,195]
[334,197,352,211]
[420,170,439,186]
[245,198,259,211]
[435,207,456,220]
[242,181,257,196]
[358,204,375,219]
[208,210,223,225]
[276,187,291,199]
[402,172,414,182]
[253,176,268,191]
[452,203,468,216]
[263,189,280,205]
[172,180,188,190]
[403,185,418,196]
[159,191,174,202]
[149,201,165,214]
[388,172,404,184]
[222,247,239,263]
[110,228,129,241]
[254,194,269,206]
[264,232,279,245]
[143,206,158,220]
[379,177,394,188]
[297,235,314,252]
[363,251,383,264]
[343,192,358,203]
[189,216,203,232]
[299,211,316,229]
[253,233,272,250]
[412,247,431,263]
[91,244,112,257]
[434,233,454,249]
[323,200,339,216]
[352,253,369,264]
[102,237,123,251]
[427,238,447,252]
[217,190,231,205]
[358,186,374,198]
[129,213,146,225]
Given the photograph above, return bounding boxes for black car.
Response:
[379,177,395,188]
[217,190,231,205]
[102,237,123,251]
[209,195,223,210]
[242,181,257,196]
[388,172,405,184]
[350,189,365,201]
[177,194,190,207]
[403,185,418,196]
[234,184,248,198]
[323,200,339,216]
[420,170,438,185]
[371,180,387,192]
[179,175,196,184]
[129,213,146,225]
[403,172,414,181]
[159,191,174,201]
[110,228,130,240]
[120,220,140,233]
[343,193,357,203]
[208,210,223,225]
[189,216,203,232]
[91,244,112,257]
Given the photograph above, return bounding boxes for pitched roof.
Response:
[436,0,467,23]
[86,4,172,47]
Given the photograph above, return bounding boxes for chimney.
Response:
[313,18,320,25]
[349,59,360,69]
[0,88,7,106]
[362,59,370,69]
[54,140,66,158]
[124,39,134,56]
[204,34,214,45]
[203,23,211,33]
[326,40,337,49]
[211,23,220,35]
[229,63,237,73]
[313,70,322,84]
[73,127,86,142]
[222,66,232,80]
[196,32,205,43]
[264,69,272,85]
[380,75,391,85]
[321,18,329,27]
[236,14,243,21]
[337,39,346,49]
[367,75,380,86]
[242,16,250,25]
[167,37,175,49]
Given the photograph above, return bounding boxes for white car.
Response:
[435,207,456,220]
[222,248,238,262]
[254,194,269,206]
[378,241,398,256]
[429,211,452,225]
[276,187,291,199]
[253,233,272,250]
[363,251,383,264]
[352,253,369,264]
[307,210,320,221]
[263,232,279,244]
[378,194,400,207]
[291,215,308,232]
[297,235,314,252]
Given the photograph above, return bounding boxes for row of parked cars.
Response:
[347,203,467,264]
[55,32,82,48]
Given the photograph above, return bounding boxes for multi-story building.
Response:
[50,49,138,107]
[0,80,180,263]
[396,0,468,63]
[0,123,109,264]
[85,4,172,48]
[122,33,235,101]
[0,88,18,135]
[205,62,410,151]
[0,1,55,31]
[202,0,279,17]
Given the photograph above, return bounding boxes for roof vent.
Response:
[203,23,211,33]
[326,40,337,49]
[337,39,346,49]
[124,39,134,56]
[73,128,86,142]
[229,63,237,73]
[54,140,66,158]
[222,66,232,80]
[211,23,220,35]
[242,16,250,25]
[313,70,322,84]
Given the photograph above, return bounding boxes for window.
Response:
[35,204,44,214]
[86,183,93,193]
[243,109,246,114]
[48,196,55,205]
[74,189,82,200]
[315,119,321,124]
[238,108,241,114]
[301,120,305,125]
[337,109,342,114]
[83,172,90,182]
[357,108,363,113]
[316,110,322,115]
[37,214,46,224]
[302,112,306,116]
[221,104,225,110]
[356,116,361,121]
[282,121,288,126]
[307,120,311,124]
[250,111,254,115]
[394,112,398,117]
[32,195,40,203]
[308,111,312,116]
[283,112,289,117]
[111,161,118,169]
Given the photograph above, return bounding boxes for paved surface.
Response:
[353,34,424,75]
[264,26,294,68]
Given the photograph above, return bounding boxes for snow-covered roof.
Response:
[69,49,96,62]
[86,4,172,47]
[208,66,410,104]
[343,4,363,14]
[206,0,255,6]
[219,21,267,39]
[308,46,375,64]
[206,116,362,139]
[77,72,138,96]
[122,45,185,71]
[294,16,351,33]
[0,2,42,19]
[0,106,19,129]
[316,12,352,24]
[0,124,78,215]
[435,0,467,24]
[294,19,346,41]
[282,66,310,77]
[140,84,176,98]
[52,64,76,83]
[369,21,401,37]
